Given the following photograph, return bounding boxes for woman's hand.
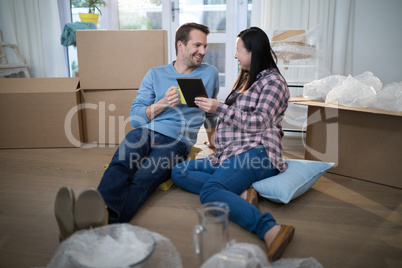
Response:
[194,97,219,113]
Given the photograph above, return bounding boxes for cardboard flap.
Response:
[296,100,402,117]
[0,78,80,93]
[272,30,306,42]
[76,30,168,90]
[289,96,312,102]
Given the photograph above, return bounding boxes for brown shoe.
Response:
[246,187,259,209]
[267,225,295,262]
[54,186,76,241]
[74,189,108,230]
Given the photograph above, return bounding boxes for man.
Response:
[97,22,219,223]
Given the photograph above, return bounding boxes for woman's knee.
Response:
[199,188,209,204]
[171,162,186,184]
[199,182,221,204]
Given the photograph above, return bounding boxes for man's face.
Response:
[179,29,208,68]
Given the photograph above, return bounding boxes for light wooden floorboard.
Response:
[0,130,401,267]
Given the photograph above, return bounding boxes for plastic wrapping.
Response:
[325,74,377,108]
[201,243,269,268]
[201,243,323,268]
[271,29,318,64]
[374,81,402,111]
[270,27,327,84]
[47,224,182,268]
[302,72,401,111]
[303,75,347,101]
[354,71,382,92]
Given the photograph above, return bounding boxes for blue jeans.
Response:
[171,146,279,239]
[98,128,188,223]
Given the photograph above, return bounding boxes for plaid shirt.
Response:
[207,68,290,172]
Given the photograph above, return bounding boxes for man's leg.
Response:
[115,131,188,223]
[97,128,152,223]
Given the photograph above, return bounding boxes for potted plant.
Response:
[73,0,108,26]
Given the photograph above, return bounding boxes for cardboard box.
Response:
[297,100,402,188]
[0,78,82,149]
[272,30,306,42]
[80,89,137,145]
[76,30,167,145]
[76,30,168,90]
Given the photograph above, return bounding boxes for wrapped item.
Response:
[325,75,377,108]
[271,27,325,84]
[272,42,316,63]
[354,71,383,92]
[47,224,182,268]
[201,243,269,268]
[271,29,317,64]
[268,257,323,268]
[303,75,347,101]
[201,243,323,268]
[374,81,402,111]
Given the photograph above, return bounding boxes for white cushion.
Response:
[252,159,334,204]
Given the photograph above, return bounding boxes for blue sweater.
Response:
[130,62,219,149]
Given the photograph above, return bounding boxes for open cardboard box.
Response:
[80,89,137,145]
[296,99,402,188]
[76,30,168,145]
[0,78,83,149]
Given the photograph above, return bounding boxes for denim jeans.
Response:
[171,146,279,239]
[98,127,188,223]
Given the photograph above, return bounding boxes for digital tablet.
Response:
[176,77,208,107]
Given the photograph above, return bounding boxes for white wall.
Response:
[352,0,402,85]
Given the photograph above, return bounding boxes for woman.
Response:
[171,27,294,262]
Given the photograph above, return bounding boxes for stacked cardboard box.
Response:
[0,30,168,149]
[296,99,402,188]
[76,30,168,145]
[0,77,82,149]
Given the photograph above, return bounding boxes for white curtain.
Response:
[250,0,356,130]
[0,0,68,77]
[250,0,355,77]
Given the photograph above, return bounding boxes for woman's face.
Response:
[235,37,252,71]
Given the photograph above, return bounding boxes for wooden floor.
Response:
[0,129,401,268]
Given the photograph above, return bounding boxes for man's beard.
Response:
[187,53,203,67]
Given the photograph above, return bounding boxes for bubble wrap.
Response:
[46,224,182,268]
[201,243,323,268]
[302,71,402,112]
[271,29,319,64]
[374,81,402,112]
[325,74,377,108]
[303,75,347,101]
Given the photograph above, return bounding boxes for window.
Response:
[118,0,162,30]
[68,0,252,100]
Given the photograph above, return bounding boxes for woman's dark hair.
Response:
[175,23,210,55]
[226,27,279,105]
